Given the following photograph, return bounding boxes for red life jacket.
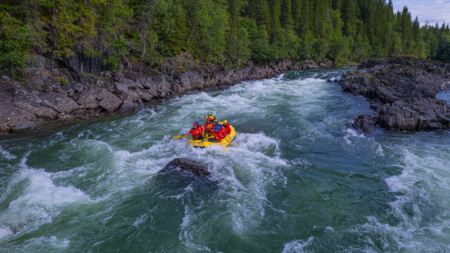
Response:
[223,123,231,134]
[198,125,204,134]
[220,127,228,137]
[213,130,223,141]
[189,127,201,138]
[205,121,214,131]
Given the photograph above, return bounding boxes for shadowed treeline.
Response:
[0,0,449,77]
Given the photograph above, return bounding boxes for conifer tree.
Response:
[291,0,302,33]
[299,0,312,38]
[341,0,356,37]
[400,6,414,54]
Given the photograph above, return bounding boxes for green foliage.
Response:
[243,18,270,61]
[60,77,68,85]
[112,37,129,58]
[270,26,301,60]
[104,56,120,70]
[0,15,31,79]
[227,25,251,65]
[312,39,329,61]
[298,37,315,61]
[185,0,230,62]
[329,36,350,64]
[99,0,133,37]
[83,44,101,58]
[436,32,450,62]
[353,30,372,61]
[1,0,449,73]
[103,36,129,70]
[391,32,403,56]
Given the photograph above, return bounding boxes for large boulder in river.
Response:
[160,158,211,177]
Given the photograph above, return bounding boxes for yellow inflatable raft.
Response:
[187,123,236,149]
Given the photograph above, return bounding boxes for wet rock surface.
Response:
[339,57,450,131]
[352,114,378,134]
[160,158,211,177]
[0,58,334,135]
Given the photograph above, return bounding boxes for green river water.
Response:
[0,68,449,252]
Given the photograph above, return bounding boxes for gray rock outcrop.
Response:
[0,58,334,134]
[339,57,450,131]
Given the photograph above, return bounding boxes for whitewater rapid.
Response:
[0,68,449,252]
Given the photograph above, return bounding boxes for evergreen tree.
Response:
[281,0,294,28]
[227,0,251,65]
[332,0,341,10]
[313,0,328,39]
[291,0,302,33]
[243,18,271,61]
[341,0,356,37]
[0,14,31,78]
[299,0,312,38]
[400,6,414,54]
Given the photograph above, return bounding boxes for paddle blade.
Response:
[173,135,182,139]
[183,134,189,138]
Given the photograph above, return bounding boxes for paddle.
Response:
[227,135,236,146]
[220,143,229,153]
[173,134,189,139]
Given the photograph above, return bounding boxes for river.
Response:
[0,68,449,252]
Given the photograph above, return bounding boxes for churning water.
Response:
[0,68,449,252]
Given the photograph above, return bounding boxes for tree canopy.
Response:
[1,0,449,73]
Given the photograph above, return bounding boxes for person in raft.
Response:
[204,118,215,135]
[205,112,218,126]
[195,121,204,135]
[223,120,231,134]
[188,123,202,140]
[211,126,224,142]
[218,124,228,137]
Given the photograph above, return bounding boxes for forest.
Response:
[1,0,449,75]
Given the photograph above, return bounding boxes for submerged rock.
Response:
[160,158,211,176]
[352,114,378,134]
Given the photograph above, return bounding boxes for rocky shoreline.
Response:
[339,57,450,133]
[0,57,332,135]
[7,56,447,136]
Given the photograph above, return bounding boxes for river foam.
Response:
[0,145,16,160]
[0,161,91,243]
[282,236,315,253]
[344,138,450,252]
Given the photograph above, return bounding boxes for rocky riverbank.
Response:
[339,57,450,133]
[0,57,332,135]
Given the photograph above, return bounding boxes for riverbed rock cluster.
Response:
[339,57,450,133]
[0,56,332,134]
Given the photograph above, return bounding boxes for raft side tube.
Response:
[187,123,236,148]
